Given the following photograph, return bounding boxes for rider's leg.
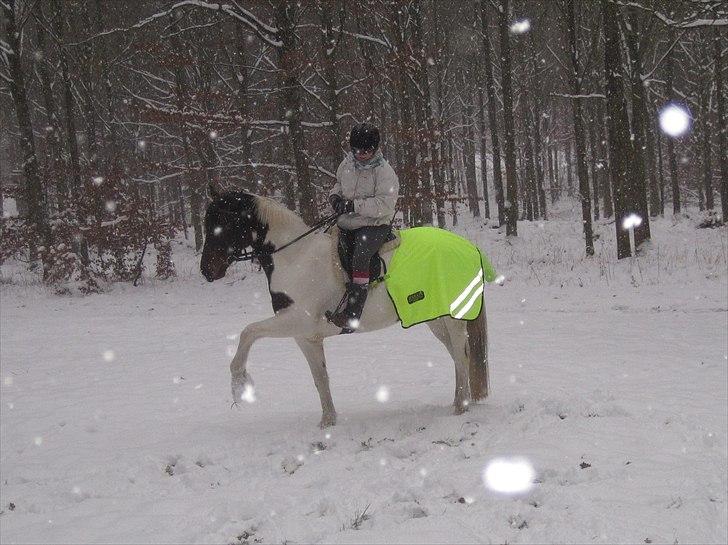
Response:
[329,225,391,330]
[350,225,392,283]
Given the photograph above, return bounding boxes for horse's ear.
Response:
[208,184,220,200]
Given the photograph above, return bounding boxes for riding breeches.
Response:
[340,224,391,278]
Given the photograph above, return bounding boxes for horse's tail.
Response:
[466,298,489,401]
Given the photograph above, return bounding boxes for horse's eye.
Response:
[213,226,223,236]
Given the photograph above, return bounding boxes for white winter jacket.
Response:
[329,151,399,230]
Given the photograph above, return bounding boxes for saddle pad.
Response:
[384,227,497,328]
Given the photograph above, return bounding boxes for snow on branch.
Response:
[620,2,727,28]
[69,1,282,49]
[551,93,606,100]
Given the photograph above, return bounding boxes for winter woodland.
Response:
[1,1,727,544]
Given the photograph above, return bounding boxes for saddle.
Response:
[334,227,401,282]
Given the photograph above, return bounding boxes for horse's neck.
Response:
[255,197,308,250]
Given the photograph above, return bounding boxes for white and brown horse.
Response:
[200,190,490,428]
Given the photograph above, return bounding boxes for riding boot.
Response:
[327,282,369,331]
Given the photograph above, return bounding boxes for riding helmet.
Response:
[349,122,380,152]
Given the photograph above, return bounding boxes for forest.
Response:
[1,0,726,292]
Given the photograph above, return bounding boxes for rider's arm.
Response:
[353,163,399,220]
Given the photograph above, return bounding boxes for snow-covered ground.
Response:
[1,206,727,544]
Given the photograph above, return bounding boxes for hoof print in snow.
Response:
[359,438,373,451]
[165,463,175,476]
[508,515,528,530]
[234,527,261,544]
[310,441,327,454]
[644,539,652,544]
[281,457,303,475]
[579,461,591,469]
[558,413,567,420]
[666,496,683,509]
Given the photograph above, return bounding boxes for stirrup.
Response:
[326,284,368,333]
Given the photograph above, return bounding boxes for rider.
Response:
[327,122,400,331]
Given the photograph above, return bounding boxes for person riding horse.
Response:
[326,122,400,331]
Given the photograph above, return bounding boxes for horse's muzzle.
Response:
[200,250,228,282]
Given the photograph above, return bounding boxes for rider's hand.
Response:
[329,194,352,215]
[329,194,344,214]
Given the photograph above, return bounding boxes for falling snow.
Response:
[0,214,725,544]
[658,103,691,137]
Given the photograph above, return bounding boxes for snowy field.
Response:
[1,206,727,544]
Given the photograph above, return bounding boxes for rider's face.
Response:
[352,148,375,162]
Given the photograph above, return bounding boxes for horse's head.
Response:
[200,189,266,282]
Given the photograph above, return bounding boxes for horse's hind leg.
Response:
[427,318,470,414]
[295,337,337,428]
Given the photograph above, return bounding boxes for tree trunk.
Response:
[390,5,419,226]
[94,0,117,152]
[565,141,574,196]
[656,128,665,215]
[276,0,316,224]
[34,16,68,211]
[412,1,434,224]
[232,24,252,177]
[479,0,505,226]
[2,0,50,268]
[476,80,491,219]
[588,110,600,220]
[552,146,561,203]
[432,6,447,228]
[665,31,681,214]
[623,7,651,246]
[54,7,83,205]
[497,0,518,236]
[317,0,343,175]
[699,79,713,211]
[567,0,594,255]
[603,0,636,259]
[715,28,728,220]
[462,93,481,218]
[599,103,614,218]
[528,33,546,220]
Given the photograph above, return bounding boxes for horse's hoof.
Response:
[319,413,337,428]
[231,374,254,404]
[453,402,469,415]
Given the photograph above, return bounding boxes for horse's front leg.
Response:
[229,308,320,405]
[295,337,336,428]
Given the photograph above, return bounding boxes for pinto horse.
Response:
[200,190,490,428]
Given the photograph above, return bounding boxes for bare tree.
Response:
[566,0,594,255]
[497,0,518,236]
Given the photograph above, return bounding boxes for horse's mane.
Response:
[253,195,308,231]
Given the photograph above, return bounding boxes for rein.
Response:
[229,211,340,264]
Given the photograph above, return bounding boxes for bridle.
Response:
[217,209,340,264]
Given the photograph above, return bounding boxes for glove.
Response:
[329,194,353,215]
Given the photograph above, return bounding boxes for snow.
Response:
[1,208,726,544]
[509,20,531,35]
[659,104,691,138]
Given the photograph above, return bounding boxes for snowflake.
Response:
[375,385,390,403]
[509,20,531,34]
[658,103,691,137]
[482,457,535,494]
